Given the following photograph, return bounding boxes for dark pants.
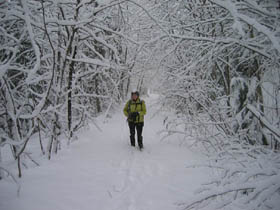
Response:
[128,122,144,148]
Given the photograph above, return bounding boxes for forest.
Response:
[0,0,280,210]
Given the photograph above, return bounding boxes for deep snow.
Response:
[0,94,210,210]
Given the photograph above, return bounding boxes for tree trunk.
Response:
[38,120,45,155]
[0,148,3,180]
[68,45,78,140]
[48,136,54,160]
[17,155,22,178]
[95,75,101,113]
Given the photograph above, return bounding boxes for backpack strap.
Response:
[127,99,132,113]
[128,99,143,112]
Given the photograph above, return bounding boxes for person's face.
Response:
[132,94,138,100]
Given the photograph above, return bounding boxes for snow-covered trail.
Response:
[0,95,209,210]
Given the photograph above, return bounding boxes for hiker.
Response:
[123,91,146,149]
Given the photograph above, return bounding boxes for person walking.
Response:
[123,91,146,150]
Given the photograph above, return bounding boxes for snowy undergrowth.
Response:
[162,114,280,210]
[182,144,280,210]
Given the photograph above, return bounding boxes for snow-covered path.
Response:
[0,95,209,210]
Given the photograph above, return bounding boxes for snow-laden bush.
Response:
[156,0,280,209]
[0,0,141,181]
[183,142,280,210]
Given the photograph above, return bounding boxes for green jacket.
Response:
[123,98,146,123]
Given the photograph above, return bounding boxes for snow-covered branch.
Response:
[247,104,280,142]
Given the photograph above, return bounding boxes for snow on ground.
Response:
[0,94,211,210]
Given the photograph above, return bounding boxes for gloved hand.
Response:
[129,112,139,121]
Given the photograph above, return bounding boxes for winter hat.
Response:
[131,90,139,96]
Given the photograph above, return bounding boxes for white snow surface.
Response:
[0,94,209,210]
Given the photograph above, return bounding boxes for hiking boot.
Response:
[138,136,143,149]
[130,136,135,147]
